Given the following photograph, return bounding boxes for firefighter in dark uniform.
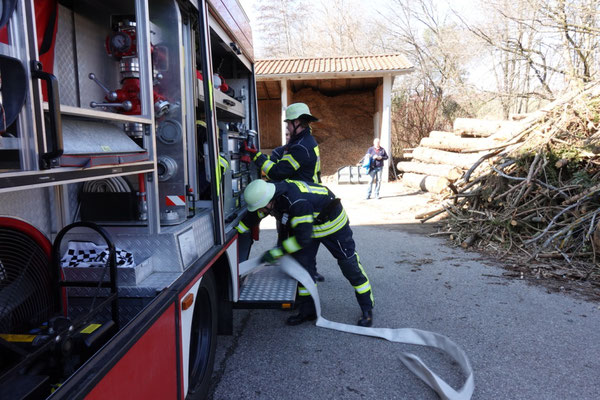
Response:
[242,103,324,281]
[238,178,374,327]
[244,102,321,184]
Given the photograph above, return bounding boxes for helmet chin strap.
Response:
[291,120,303,137]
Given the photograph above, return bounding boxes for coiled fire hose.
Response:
[240,256,474,400]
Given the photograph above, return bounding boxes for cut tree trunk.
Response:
[411,147,483,169]
[420,133,493,152]
[396,161,463,180]
[429,130,459,137]
[453,118,503,137]
[402,172,450,194]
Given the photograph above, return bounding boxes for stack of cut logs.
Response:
[398,118,523,193]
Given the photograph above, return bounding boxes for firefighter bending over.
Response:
[237,179,374,327]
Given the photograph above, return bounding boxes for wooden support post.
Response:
[381,74,392,182]
[280,78,288,146]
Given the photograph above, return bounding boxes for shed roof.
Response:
[256,54,413,77]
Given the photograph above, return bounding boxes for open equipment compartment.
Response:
[205,15,258,223]
[0,0,267,398]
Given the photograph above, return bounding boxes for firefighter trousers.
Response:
[292,223,374,314]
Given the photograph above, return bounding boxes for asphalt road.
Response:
[209,183,600,399]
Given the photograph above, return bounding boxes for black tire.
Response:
[186,268,218,399]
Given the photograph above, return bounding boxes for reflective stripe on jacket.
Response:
[253,127,321,183]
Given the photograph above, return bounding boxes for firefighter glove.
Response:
[261,247,284,264]
[243,141,258,156]
[240,154,252,164]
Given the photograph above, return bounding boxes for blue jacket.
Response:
[366,146,388,170]
[253,127,321,183]
[235,180,347,255]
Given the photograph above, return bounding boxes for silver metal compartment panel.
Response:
[239,265,297,302]
[62,118,146,154]
[55,4,78,107]
[0,189,53,235]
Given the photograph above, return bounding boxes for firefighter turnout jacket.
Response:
[235,179,374,313]
[252,127,321,183]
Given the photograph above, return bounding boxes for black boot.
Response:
[357,310,373,327]
[286,312,317,326]
[287,298,317,326]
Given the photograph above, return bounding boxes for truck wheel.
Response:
[186,268,217,399]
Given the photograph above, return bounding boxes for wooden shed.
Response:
[255,54,413,181]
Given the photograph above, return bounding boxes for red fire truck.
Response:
[0,1,293,399]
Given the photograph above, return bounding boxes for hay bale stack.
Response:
[294,88,375,178]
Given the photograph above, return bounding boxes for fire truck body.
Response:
[0,1,280,399]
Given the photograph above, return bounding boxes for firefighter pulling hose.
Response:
[239,179,374,326]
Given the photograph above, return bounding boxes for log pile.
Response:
[424,82,600,281]
[398,118,524,193]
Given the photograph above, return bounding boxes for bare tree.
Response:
[312,0,365,55]
[253,0,387,58]
[254,0,310,58]
[459,0,600,108]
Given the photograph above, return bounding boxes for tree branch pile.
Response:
[430,82,600,283]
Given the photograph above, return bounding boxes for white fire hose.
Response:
[240,256,474,400]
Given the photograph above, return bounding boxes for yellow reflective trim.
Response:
[271,247,284,257]
[235,221,249,234]
[291,215,313,228]
[219,156,229,171]
[282,236,302,253]
[257,211,266,218]
[215,156,221,196]
[282,154,300,170]
[354,281,371,294]
[355,252,374,304]
[0,334,36,342]
[287,179,328,195]
[262,160,275,175]
[289,180,308,193]
[81,324,102,334]
[253,151,262,162]
[298,286,311,296]
[312,209,348,238]
[313,145,321,183]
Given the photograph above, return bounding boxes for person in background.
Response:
[365,138,388,200]
[241,179,374,327]
[270,130,290,163]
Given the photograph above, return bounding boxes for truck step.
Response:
[236,265,297,309]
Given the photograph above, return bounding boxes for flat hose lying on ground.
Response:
[240,256,474,400]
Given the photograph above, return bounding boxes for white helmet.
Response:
[244,180,276,211]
